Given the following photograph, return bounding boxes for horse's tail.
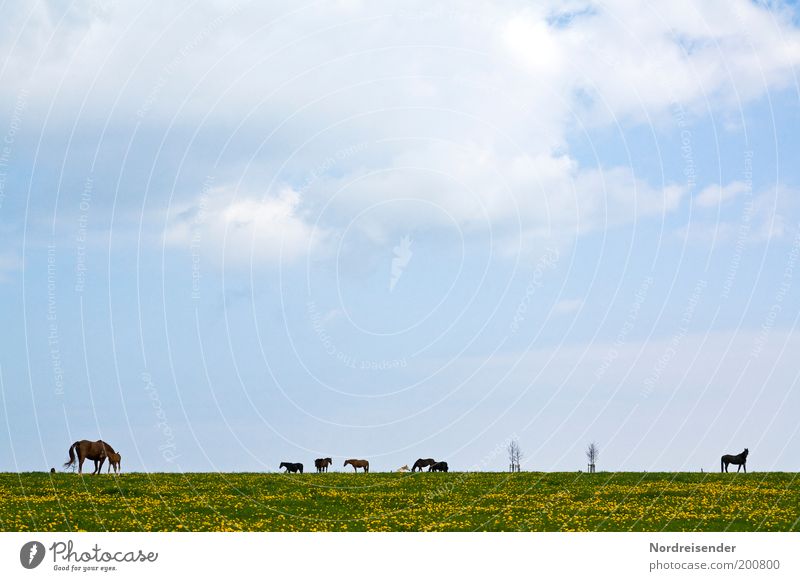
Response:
[64,441,79,468]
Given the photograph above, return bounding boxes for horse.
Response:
[429,461,448,472]
[64,440,119,475]
[344,459,369,473]
[397,465,410,473]
[107,452,122,474]
[412,458,436,472]
[721,448,749,473]
[315,458,332,473]
[280,462,303,474]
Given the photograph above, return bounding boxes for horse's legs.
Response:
[78,456,84,474]
[98,458,105,474]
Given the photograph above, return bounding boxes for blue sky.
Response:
[1,0,799,473]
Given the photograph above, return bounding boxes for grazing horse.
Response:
[412,458,436,472]
[64,440,119,475]
[344,459,369,473]
[721,448,749,473]
[315,458,332,473]
[280,462,303,474]
[397,465,410,473]
[429,461,448,472]
[107,452,122,474]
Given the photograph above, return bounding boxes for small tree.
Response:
[508,440,523,472]
[586,442,599,473]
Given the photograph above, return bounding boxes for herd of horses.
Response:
[278,458,449,474]
[59,440,748,475]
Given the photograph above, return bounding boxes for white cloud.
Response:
[552,298,584,316]
[679,185,799,243]
[4,2,798,130]
[165,186,325,265]
[695,181,750,208]
[2,1,798,261]
[309,144,686,250]
[504,9,564,74]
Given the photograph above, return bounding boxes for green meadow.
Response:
[1,471,798,532]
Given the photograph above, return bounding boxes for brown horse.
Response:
[412,458,436,472]
[64,440,119,475]
[315,458,332,473]
[344,459,369,473]
[107,452,122,474]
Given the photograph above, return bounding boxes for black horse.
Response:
[721,448,748,473]
[412,458,436,472]
[280,462,303,474]
[429,461,448,472]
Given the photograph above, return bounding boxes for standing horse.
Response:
[107,452,122,474]
[721,448,749,473]
[315,458,332,473]
[280,462,303,474]
[429,461,448,472]
[344,459,369,473]
[64,440,119,475]
[412,458,436,472]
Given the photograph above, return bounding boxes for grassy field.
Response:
[1,471,798,532]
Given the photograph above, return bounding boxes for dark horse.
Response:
[64,440,120,475]
[721,448,749,473]
[280,462,303,474]
[315,458,332,473]
[429,461,448,472]
[344,459,369,473]
[412,458,436,472]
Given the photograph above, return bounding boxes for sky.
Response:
[0,0,799,473]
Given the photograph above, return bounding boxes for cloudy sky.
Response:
[1,0,799,472]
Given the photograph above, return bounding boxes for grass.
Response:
[1,471,798,532]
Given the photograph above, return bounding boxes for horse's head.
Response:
[343,460,349,467]
[744,448,749,457]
